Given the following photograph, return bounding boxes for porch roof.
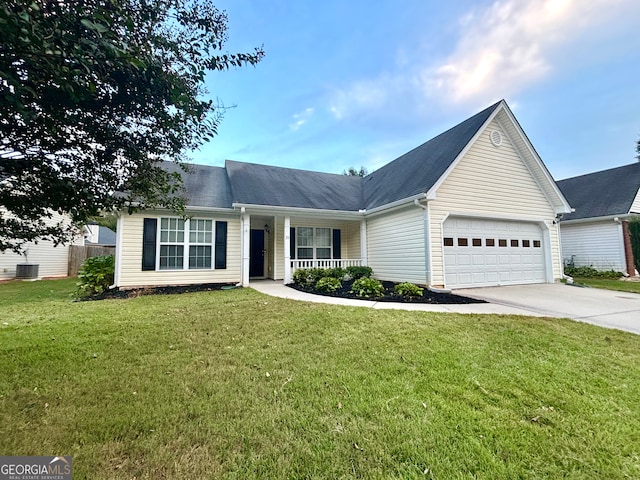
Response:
[226,160,363,211]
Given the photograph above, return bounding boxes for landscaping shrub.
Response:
[350,277,384,298]
[315,276,342,293]
[346,265,373,280]
[324,267,346,280]
[293,268,330,287]
[394,282,424,297]
[564,266,622,279]
[308,268,328,284]
[630,220,640,272]
[75,255,115,298]
[292,269,312,286]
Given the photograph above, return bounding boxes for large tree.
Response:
[0,0,263,252]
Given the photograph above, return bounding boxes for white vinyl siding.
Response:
[429,119,561,287]
[630,188,640,214]
[560,221,626,273]
[0,211,83,280]
[117,212,241,288]
[366,205,426,284]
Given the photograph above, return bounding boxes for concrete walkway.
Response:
[249,280,551,317]
[250,281,640,334]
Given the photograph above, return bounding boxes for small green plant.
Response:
[293,268,329,287]
[308,268,328,284]
[315,276,342,293]
[350,277,384,298]
[292,269,312,286]
[394,282,424,297]
[345,265,373,280]
[564,266,622,279]
[75,255,115,298]
[324,267,346,280]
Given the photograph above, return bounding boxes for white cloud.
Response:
[429,0,613,103]
[289,107,314,131]
[329,0,638,118]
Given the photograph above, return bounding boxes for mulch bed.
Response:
[288,279,485,304]
[78,282,238,301]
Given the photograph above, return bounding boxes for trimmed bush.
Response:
[350,277,384,298]
[315,276,342,293]
[394,282,424,297]
[75,255,115,298]
[345,265,373,280]
[293,268,331,287]
[324,267,346,280]
[292,269,312,286]
[307,268,328,284]
[564,266,622,279]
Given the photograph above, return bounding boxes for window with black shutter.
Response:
[215,221,227,269]
[142,218,157,271]
[332,229,341,259]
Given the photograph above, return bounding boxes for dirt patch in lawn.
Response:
[79,282,238,301]
[288,280,485,304]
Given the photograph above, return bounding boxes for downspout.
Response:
[413,198,432,287]
[110,208,123,289]
[555,214,573,283]
[614,217,636,276]
[238,207,246,287]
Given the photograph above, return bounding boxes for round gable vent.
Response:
[490,130,503,147]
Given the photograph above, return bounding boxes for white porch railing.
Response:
[291,258,362,274]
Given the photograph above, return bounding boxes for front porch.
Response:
[239,211,367,286]
[290,258,363,275]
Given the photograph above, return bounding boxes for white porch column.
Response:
[284,216,291,284]
[360,218,368,266]
[242,210,251,286]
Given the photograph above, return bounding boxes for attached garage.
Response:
[443,217,548,288]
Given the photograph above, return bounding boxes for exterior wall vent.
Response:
[490,130,503,147]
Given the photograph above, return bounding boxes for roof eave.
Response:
[560,213,640,224]
[362,193,429,217]
[231,202,364,219]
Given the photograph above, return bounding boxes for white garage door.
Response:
[443,217,546,288]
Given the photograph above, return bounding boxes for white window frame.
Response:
[157,217,216,271]
[295,226,334,260]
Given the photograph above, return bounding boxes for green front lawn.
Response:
[571,277,640,294]
[2,279,639,479]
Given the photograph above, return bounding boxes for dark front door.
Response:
[250,229,265,277]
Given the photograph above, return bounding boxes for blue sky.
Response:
[189,0,640,180]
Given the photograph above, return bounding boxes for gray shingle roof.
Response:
[362,101,501,209]
[557,163,640,221]
[163,162,233,209]
[165,101,506,212]
[225,160,362,211]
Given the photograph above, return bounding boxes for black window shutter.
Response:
[332,229,341,259]
[215,221,227,269]
[142,218,157,271]
[290,227,296,259]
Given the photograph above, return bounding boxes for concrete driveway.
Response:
[462,283,640,334]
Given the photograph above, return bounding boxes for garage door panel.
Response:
[443,217,546,288]
[472,254,484,265]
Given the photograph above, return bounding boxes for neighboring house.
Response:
[0,210,84,280]
[114,100,572,290]
[557,163,640,275]
[84,223,117,246]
